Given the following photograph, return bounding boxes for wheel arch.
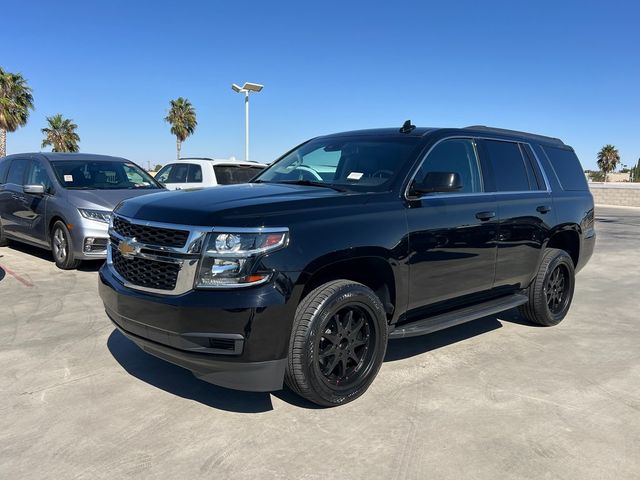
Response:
[48,215,68,242]
[299,253,398,323]
[546,226,581,267]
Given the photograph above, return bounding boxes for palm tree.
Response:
[41,114,80,152]
[164,97,197,160]
[0,67,34,157]
[596,145,620,183]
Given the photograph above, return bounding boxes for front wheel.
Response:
[519,248,575,326]
[51,221,81,270]
[285,280,388,407]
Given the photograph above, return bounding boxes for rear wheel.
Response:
[285,280,388,406]
[51,221,81,270]
[519,248,575,326]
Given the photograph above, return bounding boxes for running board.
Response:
[389,293,528,339]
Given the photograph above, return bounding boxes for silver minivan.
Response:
[0,153,164,269]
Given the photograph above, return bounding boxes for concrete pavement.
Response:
[0,206,639,479]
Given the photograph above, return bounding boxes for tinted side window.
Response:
[518,144,543,190]
[415,138,483,193]
[155,164,172,183]
[6,158,29,185]
[521,144,546,190]
[483,140,531,192]
[156,163,189,183]
[543,146,588,191]
[187,164,203,183]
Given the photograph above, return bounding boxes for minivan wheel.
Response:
[519,248,575,326]
[51,221,81,270]
[285,280,388,407]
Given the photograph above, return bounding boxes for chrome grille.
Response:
[112,216,189,247]
[111,245,180,291]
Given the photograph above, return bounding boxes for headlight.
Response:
[195,229,288,288]
[78,208,112,224]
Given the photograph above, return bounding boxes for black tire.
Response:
[0,218,8,247]
[50,221,81,270]
[285,280,388,407]
[519,248,575,326]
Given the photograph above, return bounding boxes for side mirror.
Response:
[410,172,462,196]
[23,184,46,195]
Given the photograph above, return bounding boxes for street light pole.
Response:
[232,82,263,162]
[245,90,249,161]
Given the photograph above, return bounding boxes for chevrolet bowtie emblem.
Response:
[117,240,137,258]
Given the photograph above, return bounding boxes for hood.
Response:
[68,188,163,211]
[115,183,359,226]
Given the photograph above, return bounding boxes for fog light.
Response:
[83,237,108,253]
[84,238,95,252]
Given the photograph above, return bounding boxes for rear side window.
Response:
[214,165,264,185]
[186,164,202,183]
[483,140,531,192]
[542,146,588,191]
[521,144,547,190]
[6,158,29,185]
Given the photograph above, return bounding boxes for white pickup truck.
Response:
[155,157,265,190]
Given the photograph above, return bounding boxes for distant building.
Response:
[605,172,631,182]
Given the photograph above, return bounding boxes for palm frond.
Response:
[41,113,80,152]
[165,97,197,142]
[0,66,35,132]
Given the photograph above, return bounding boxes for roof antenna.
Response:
[399,119,416,134]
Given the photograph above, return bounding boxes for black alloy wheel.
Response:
[545,264,571,315]
[316,305,376,389]
[519,248,575,326]
[285,280,388,406]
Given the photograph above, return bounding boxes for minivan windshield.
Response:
[253,136,420,192]
[51,160,161,190]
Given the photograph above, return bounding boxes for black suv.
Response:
[99,124,595,406]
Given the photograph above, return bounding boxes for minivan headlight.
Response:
[78,208,112,224]
[195,229,288,288]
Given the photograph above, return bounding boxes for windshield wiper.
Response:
[255,179,347,192]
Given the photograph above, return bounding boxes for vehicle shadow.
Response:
[4,241,103,272]
[107,308,535,412]
[107,330,276,413]
[385,308,540,361]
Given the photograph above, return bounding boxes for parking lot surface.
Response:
[1,206,639,479]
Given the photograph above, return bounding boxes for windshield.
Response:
[51,160,161,190]
[253,136,420,192]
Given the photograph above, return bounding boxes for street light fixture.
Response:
[231,82,264,161]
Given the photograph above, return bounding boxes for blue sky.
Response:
[2,0,639,170]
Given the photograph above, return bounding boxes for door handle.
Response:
[536,205,552,214]
[475,211,496,221]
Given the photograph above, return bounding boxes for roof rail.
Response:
[463,125,565,146]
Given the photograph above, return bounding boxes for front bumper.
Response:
[70,218,109,260]
[99,264,300,392]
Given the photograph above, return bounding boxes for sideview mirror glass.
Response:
[23,184,46,195]
[411,172,463,195]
